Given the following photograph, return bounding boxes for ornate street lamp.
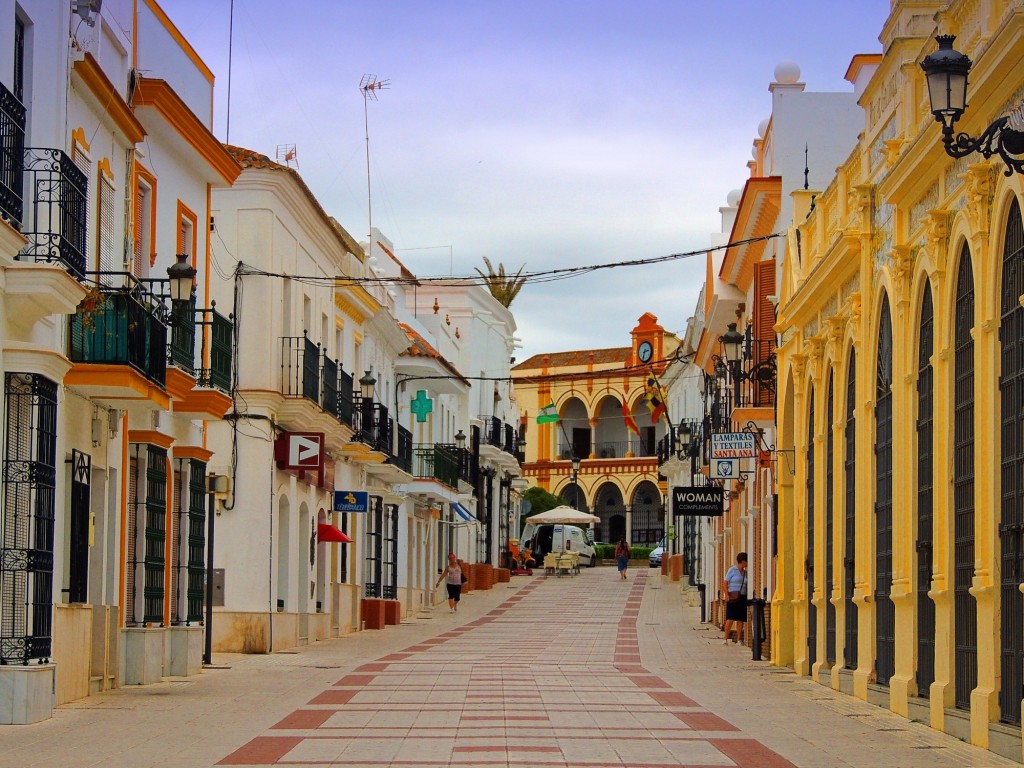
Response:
[677,421,692,460]
[720,323,744,364]
[359,370,376,399]
[167,253,196,324]
[454,429,467,449]
[921,34,1024,176]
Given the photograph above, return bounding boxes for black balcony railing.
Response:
[0,81,25,228]
[168,296,196,374]
[20,147,88,277]
[480,416,520,455]
[353,397,393,455]
[281,334,321,402]
[69,274,169,386]
[162,296,233,394]
[440,444,474,484]
[412,443,459,489]
[337,369,354,426]
[737,339,777,409]
[321,354,339,417]
[197,303,233,393]
[393,424,413,473]
[482,416,502,448]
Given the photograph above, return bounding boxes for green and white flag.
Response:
[536,403,559,424]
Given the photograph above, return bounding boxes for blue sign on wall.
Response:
[334,490,369,513]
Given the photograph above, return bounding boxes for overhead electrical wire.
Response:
[233,231,784,289]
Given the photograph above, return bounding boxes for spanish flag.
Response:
[643,374,667,424]
[623,401,641,436]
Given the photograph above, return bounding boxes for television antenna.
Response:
[360,75,390,244]
[276,144,299,169]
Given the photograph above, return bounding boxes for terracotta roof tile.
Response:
[512,347,631,371]
[398,323,469,384]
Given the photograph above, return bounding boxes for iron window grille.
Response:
[999,199,1024,723]
[826,375,836,666]
[844,350,858,671]
[0,80,25,228]
[917,284,936,697]
[875,296,896,687]
[806,390,817,671]
[0,373,58,664]
[953,246,977,711]
[67,449,91,604]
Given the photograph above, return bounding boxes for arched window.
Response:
[917,282,935,697]
[875,295,895,686]
[954,243,977,711]
[844,350,858,670]
[999,197,1024,724]
[826,372,836,665]
[806,388,816,670]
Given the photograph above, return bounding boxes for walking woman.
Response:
[435,554,464,613]
[615,537,631,580]
[722,552,748,644]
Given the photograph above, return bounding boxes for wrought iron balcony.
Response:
[392,424,413,474]
[197,303,233,393]
[0,80,25,228]
[281,334,321,404]
[353,397,393,455]
[19,147,88,278]
[439,443,474,485]
[280,335,353,422]
[412,443,459,489]
[735,339,777,409]
[480,416,519,455]
[156,292,233,394]
[337,368,354,426]
[68,274,168,386]
[481,416,503,448]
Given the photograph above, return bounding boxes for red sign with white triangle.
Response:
[274,432,325,471]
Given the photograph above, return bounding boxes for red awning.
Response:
[317,522,351,543]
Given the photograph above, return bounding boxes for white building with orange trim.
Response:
[0,0,238,722]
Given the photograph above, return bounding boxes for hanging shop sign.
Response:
[710,458,739,480]
[710,432,756,458]
[334,490,369,513]
[274,431,325,471]
[672,486,724,517]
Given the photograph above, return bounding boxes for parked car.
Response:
[519,522,597,567]
[649,537,667,568]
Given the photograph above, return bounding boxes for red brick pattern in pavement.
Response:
[217,571,795,767]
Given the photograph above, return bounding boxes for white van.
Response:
[519,522,596,567]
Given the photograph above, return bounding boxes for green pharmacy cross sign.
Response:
[411,390,433,422]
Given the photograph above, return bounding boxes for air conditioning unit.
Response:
[72,0,102,26]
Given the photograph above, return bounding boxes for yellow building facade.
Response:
[513,315,678,545]
[775,0,1024,757]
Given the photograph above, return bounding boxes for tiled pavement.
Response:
[0,568,1018,767]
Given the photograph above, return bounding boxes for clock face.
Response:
[637,341,654,363]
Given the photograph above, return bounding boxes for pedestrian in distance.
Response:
[722,552,748,644]
[615,537,630,580]
[435,553,464,613]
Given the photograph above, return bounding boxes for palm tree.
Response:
[475,256,526,308]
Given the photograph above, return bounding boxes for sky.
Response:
[168,1,890,362]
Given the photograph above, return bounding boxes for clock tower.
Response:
[630,312,669,370]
